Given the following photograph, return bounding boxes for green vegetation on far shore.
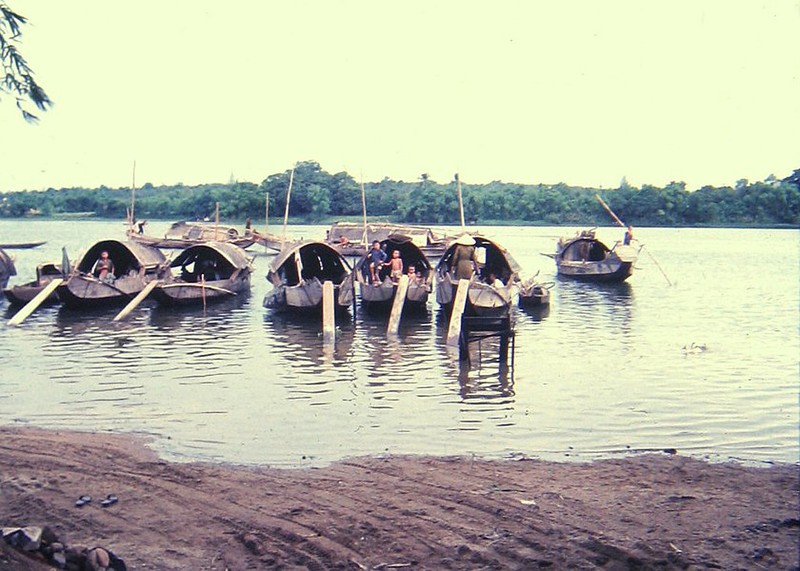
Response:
[2,161,799,228]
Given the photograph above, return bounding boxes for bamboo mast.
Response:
[282,168,295,250]
[129,160,136,230]
[456,173,465,230]
[361,174,368,246]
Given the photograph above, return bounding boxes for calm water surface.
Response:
[1,220,797,467]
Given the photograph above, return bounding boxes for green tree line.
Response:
[2,161,799,227]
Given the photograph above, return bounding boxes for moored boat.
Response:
[326,222,452,259]
[263,241,355,315]
[57,240,169,308]
[355,234,432,313]
[127,221,256,249]
[518,276,553,308]
[0,241,46,249]
[0,247,16,290]
[553,229,639,282]
[152,242,253,306]
[435,234,521,317]
[3,262,64,306]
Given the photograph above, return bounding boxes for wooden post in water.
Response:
[8,278,63,326]
[113,279,160,322]
[387,275,409,335]
[446,279,470,347]
[322,280,335,344]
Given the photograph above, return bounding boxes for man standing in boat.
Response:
[451,234,479,279]
[624,225,634,245]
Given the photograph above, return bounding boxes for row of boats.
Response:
[1,221,639,323]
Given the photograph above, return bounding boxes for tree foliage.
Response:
[1,161,798,227]
[0,2,51,121]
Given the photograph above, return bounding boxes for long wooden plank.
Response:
[8,278,63,326]
[322,280,335,344]
[387,275,409,335]
[446,279,470,346]
[112,280,160,322]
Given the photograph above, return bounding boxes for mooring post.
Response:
[387,275,409,336]
[322,280,335,344]
[446,279,470,347]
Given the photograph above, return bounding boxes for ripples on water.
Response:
[0,221,797,467]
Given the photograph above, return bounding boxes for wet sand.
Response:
[0,427,797,570]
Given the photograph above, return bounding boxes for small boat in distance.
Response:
[152,242,253,306]
[57,240,169,308]
[263,241,355,315]
[326,222,452,259]
[551,229,639,283]
[0,247,17,290]
[127,221,256,249]
[354,234,432,314]
[0,241,46,249]
[3,262,64,306]
[435,234,521,317]
[518,275,553,308]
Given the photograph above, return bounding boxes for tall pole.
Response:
[214,202,220,240]
[264,192,270,254]
[361,175,368,246]
[456,173,465,229]
[282,168,295,250]
[130,160,136,229]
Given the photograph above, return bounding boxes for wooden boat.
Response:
[326,222,452,259]
[127,221,256,249]
[152,242,253,306]
[552,229,639,282]
[263,241,355,314]
[518,276,553,308]
[0,241,46,249]
[3,262,64,306]
[0,247,16,290]
[251,229,290,253]
[57,240,169,308]
[354,234,433,313]
[435,235,521,317]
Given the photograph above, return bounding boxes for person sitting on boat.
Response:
[623,225,634,245]
[368,240,387,285]
[485,271,504,289]
[386,250,404,283]
[91,251,114,283]
[451,234,478,279]
[407,265,422,283]
[336,236,350,251]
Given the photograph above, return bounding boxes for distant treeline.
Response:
[2,161,799,227]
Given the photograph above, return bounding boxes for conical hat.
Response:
[455,234,475,246]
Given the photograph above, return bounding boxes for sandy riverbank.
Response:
[0,427,797,570]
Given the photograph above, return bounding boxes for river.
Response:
[1,220,797,467]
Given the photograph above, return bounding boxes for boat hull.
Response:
[556,260,633,282]
[57,274,157,308]
[3,282,60,306]
[263,281,352,315]
[359,278,430,314]
[152,276,251,306]
[436,274,516,317]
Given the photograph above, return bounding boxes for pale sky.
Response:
[1,1,798,192]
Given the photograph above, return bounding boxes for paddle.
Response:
[8,278,63,326]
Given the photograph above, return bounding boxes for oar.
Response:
[640,245,673,286]
[596,194,673,285]
[112,279,160,322]
[8,278,63,326]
